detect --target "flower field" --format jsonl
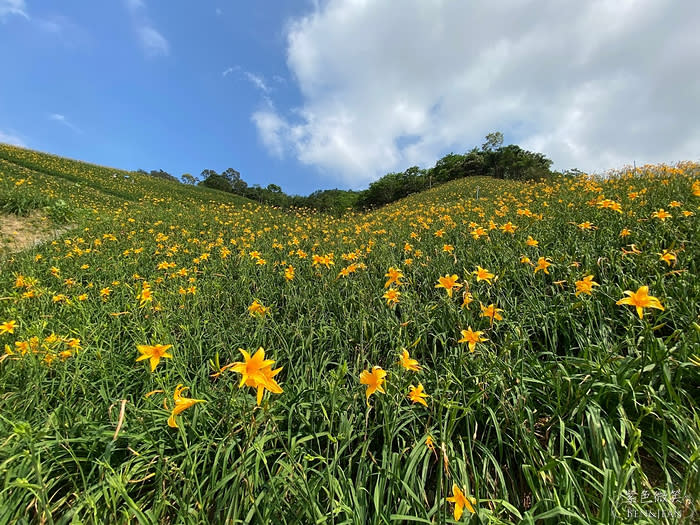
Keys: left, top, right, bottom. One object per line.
{"left": 0, "top": 143, "right": 698, "bottom": 523}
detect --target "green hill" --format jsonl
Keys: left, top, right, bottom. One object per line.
{"left": 0, "top": 145, "right": 698, "bottom": 523}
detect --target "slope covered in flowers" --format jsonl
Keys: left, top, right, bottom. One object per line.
{"left": 0, "top": 145, "right": 698, "bottom": 523}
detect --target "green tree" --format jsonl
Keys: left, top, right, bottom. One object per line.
{"left": 181, "top": 173, "right": 197, "bottom": 185}
{"left": 433, "top": 153, "right": 467, "bottom": 183}
{"left": 221, "top": 168, "right": 241, "bottom": 182}
{"left": 482, "top": 131, "right": 504, "bottom": 152}
{"left": 221, "top": 168, "right": 249, "bottom": 195}
{"left": 199, "top": 173, "right": 232, "bottom": 192}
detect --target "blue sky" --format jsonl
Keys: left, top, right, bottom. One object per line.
{"left": 2, "top": 1, "right": 699, "bottom": 195}
{"left": 0, "top": 1, "right": 329, "bottom": 194}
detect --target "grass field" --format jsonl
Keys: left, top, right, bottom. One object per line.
{"left": 0, "top": 143, "right": 698, "bottom": 524}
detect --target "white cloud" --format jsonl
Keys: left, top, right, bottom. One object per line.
{"left": 49, "top": 113, "right": 82, "bottom": 134}
{"left": 124, "top": 0, "right": 169, "bottom": 58}
{"left": 138, "top": 25, "right": 169, "bottom": 57}
{"left": 1, "top": 2, "right": 82, "bottom": 45}
{"left": 35, "top": 15, "right": 85, "bottom": 43}
{"left": 125, "top": 0, "right": 145, "bottom": 13}
{"left": 0, "top": 0, "right": 28, "bottom": 20}
{"left": 255, "top": 0, "right": 700, "bottom": 184}
{"left": 0, "top": 130, "right": 26, "bottom": 147}
{"left": 245, "top": 72, "right": 269, "bottom": 93}
{"left": 252, "top": 109, "right": 287, "bottom": 158}
{"left": 37, "top": 17, "right": 62, "bottom": 33}
{"left": 223, "top": 67, "right": 274, "bottom": 94}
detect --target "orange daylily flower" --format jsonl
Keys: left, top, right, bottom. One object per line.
{"left": 167, "top": 384, "right": 205, "bottom": 428}
{"left": 399, "top": 349, "right": 421, "bottom": 371}
{"left": 534, "top": 257, "right": 552, "bottom": 274}
{"left": 651, "top": 209, "right": 672, "bottom": 221}
{"left": 248, "top": 299, "right": 269, "bottom": 317}
{"left": 480, "top": 303, "right": 503, "bottom": 323}
{"left": 435, "top": 274, "right": 462, "bottom": 297}
{"left": 616, "top": 286, "right": 664, "bottom": 319}
{"left": 230, "top": 347, "right": 284, "bottom": 405}
{"left": 461, "top": 291, "right": 474, "bottom": 309}
{"left": 0, "top": 320, "right": 17, "bottom": 335}
{"left": 384, "top": 267, "right": 404, "bottom": 288}
{"left": 447, "top": 484, "right": 476, "bottom": 521}
{"left": 458, "top": 327, "right": 487, "bottom": 352}
{"left": 657, "top": 250, "right": 676, "bottom": 266}
{"left": 136, "top": 344, "right": 173, "bottom": 372}
{"left": 575, "top": 275, "right": 599, "bottom": 296}
{"left": 472, "top": 266, "right": 494, "bottom": 284}
{"left": 284, "top": 265, "right": 295, "bottom": 281}
{"left": 383, "top": 288, "right": 401, "bottom": 306}
{"left": 500, "top": 221, "right": 517, "bottom": 234}
{"left": 408, "top": 384, "right": 428, "bottom": 407}
{"left": 359, "top": 366, "right": 386, "bottom": 401}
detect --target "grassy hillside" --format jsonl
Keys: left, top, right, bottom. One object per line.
{"left": 0, "top": 145, "right": 698, "bottom": 523}
{"left": 0, "top": 144, "right": 250, "bottom": 218}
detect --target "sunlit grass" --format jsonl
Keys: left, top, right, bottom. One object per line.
{"left": 0, "top": 144, "right": 698, "bottom": 523}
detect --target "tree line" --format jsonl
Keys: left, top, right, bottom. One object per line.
{"left": 138, "top": 132, "right": 555, "bottom": 213}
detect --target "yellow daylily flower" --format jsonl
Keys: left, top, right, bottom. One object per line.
{"left": 435, "top": 274, "right": 462, "bottom": 297}
{"left": 359, "top": 366, "right": 386, "bottom": 401}
{"left": 458, "top": 327, "right": 487, "bottom": 352}
{"left": 399, "top": 349, "right": 421, "bottom": 372}
{"left": 447, "top": 484, "right": 476, "bottom": 521}
{"left": 167, "top": 384, "right": 205, "bottom": 428}
{"left": 231, "top": 347, "right": 283, "bottom": 405}
{"left": 136, "top": 344, "right": 173, "bottom": 372}
{"left": 616, "top": 286, "right": 664, "bottom": 319}
{"left": 0, "top": 320, "right": 17, "bottom": 335}
{"left": 408, "top": 384, "right": 428, "bottom": 407}
{"left": 575, "top": 275, "right": 599, "bottom": 296}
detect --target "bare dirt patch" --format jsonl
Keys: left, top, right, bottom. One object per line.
{"left": 0, "top": 211, "right": 73, "bottom": 255}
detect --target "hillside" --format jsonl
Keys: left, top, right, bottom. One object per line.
{"left": 0, "top": 143, "right": 251, "bottom": 207}
{"left": 0, "top": 146, "right": 698, "bottom": 523}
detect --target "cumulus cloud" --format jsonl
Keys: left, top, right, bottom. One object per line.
{"left": 255, "top": 0, "right": 700, "bottom": 184}
{"left": 0, "top": 129, "right": 26, "bottom": 147}
{"left": 0, "top": 0, "right": 28, "bottom": 20}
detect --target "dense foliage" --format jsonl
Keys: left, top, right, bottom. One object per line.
{"left": 0, "top": 143, "right": 698, "bottom": 524}
{"left": 135, "top": 169, "right": 181, "bottom": 184}
{"left": 197, "top": 132, "right": 555, "bottom": 212}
